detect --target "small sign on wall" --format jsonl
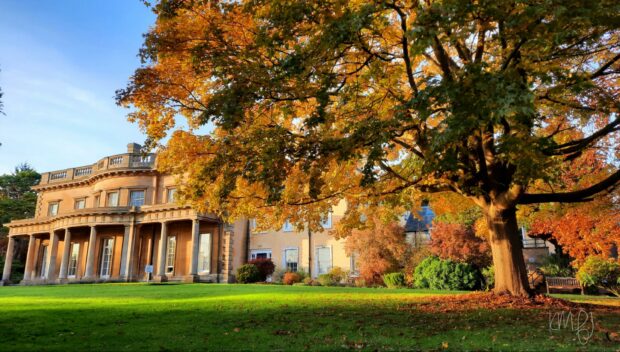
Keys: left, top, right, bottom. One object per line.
{"left": 145, "top": 265, "right": 153, "bottom": 283}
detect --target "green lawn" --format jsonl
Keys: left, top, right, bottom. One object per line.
{"left": 0, "top": 284, "right": 618, "bottom": 351}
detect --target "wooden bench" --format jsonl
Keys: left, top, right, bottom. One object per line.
{"left": 546, "top": 277, "right": 583, "bottom": 295}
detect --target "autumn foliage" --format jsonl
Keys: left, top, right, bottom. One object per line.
{"left": 429, "top": 222, "right": 491, "bottom": 269}
{"left": 525, "top": 150, "right": 620, "bottom": 266}
{"left": 118, "top": 0, "right": 620, "bottom": 296}
{"left": 282, "top": 272, "right": 302, "bottom": 285}
{"left": 344, "top": 217, "right": 408, "bottom": 286}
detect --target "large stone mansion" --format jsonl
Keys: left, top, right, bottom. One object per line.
{"left": 1, "top": 143, "right": 437, "bottom": 285}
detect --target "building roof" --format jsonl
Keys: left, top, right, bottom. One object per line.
{"left": 404, "top": 206, "right": 434, "bottom": 233}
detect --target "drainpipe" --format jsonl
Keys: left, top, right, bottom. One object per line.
{"left": 216, "top": 221, "right": 222, "bottom": 283}
{"left": 245, "top": 219, "right": 251, "bottom": 264}
{"left": 307, "top": 224, "right": 312, "bottom": 278}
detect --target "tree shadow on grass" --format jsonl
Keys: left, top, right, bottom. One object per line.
{"left": 1, "top": 296, "right": 619, "bottom": 351}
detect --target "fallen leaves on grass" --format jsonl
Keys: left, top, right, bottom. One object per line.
{"left": 398, "top": 292, "right": 618, "bottom": 314}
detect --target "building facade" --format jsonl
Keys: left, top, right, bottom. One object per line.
{"left": 0, "top": 144, "right": 370, "bottom": 285}
{"left": 1, "top": 144, "right": 247, "bottom": 285}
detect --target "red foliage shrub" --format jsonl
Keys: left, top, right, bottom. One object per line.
{"left": 282, "top": 272, "right": 302, "bottom": 285}
{"left": 429, "top": 222, "right": 491, "bottom": 268}
{"left": 345, "top": 217, "right": 409, "bottom": 286}
{"left": 248, "top": 258, "right": 275, "bottom": 281}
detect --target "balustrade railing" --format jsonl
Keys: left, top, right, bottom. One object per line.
{"left": 40, "top": 152, "right": 156, "bottom": 185}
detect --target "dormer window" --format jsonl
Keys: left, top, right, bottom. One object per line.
{"left": 129, "top": 190, "right": 145, "bottom": 207}
{"left": 48, "top": 202, "right": 59, "bottom": 216}
{"left": 321, "top": 212, "right": 332, "bottom": 229}
{"left": 107, "top": 191, "right": 119, "bottom": 207}
{"left": 74, "top": 198, "right": 86, "bottom": 210}
{"left": 282, "top": 220, "right": 293, "bottom": 232}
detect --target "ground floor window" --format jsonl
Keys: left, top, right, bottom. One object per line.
{"left": 198, "top": 233, "right": 211, "bottom": 273}
{"left": 68, "top": 243, "right": 80, "bottom": 278}
{"left": 250, "top": 250, "right": 272, "bottom": 260}
{"left": 284, "top": 248, "right": 299, "bottom": 272}
{"left": 100, "top": 238, "right": 114, "bottom": 278}
{"left": 349, "top": 252, "right": 359, "bottom": 275}
{"left": 166, "top": 236, "right": 177, "bottom": 274}
{"left": 316, "top": 246, "right": 332, "bottom": 275}
{"left": 39, "top": 245, "right": 49, "bottom": 278}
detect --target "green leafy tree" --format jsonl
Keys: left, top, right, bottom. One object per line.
{"left": 576, "top": 256, "right": 620, "bottom": 297}
{"left": 118, "top": 1, "right": 620, "bottom": 296}
{"left": 0, "top": 164, "right": 41, "bottom": 237}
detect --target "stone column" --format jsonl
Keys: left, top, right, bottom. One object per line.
{"left": 84, "top": 226, "right": 97, "bottom": 280}
{"left": 185, "top": 219, "right": 200, "bottom": 282}
{"left": 154, "top": 221, "right": 168, "bottom": 282}
{"left": 45, "top": 231, "right": 59, "bottom": 280}
{"left": 119, "top": 225, "right": 130, "bottom": 279}
{"left": 1, "top": 236, "right": 15, "bottom": 285}
{"left": 22, "top": 235, "right": 36, "bottom": 282}
{"left": 58, "top": 229, "right": 72, "bottom": 282}
{"left": 120, "top": 222, "right": 136, "bottom": 281}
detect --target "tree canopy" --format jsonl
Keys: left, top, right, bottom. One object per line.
{"left": 118, "top": 0, "right": 620, "bottom": 295}
{"left": 0, "top": 164, "right": 41, "bottom": 236}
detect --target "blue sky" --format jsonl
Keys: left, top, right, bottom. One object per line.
{"left": 0, "top": 0, "right": 156, "bottom": 174}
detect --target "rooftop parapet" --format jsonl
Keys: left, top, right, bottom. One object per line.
{"left": 37, "top": 144, "right": 156, "bottom": 187}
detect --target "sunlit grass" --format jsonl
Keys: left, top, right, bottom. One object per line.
{"left": 0, "top": 284, "right": 617, "bottom": 351}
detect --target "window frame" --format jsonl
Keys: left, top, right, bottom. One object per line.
{"left": 128, "top": 189, "right": 146, "bottom": 207}
{"left": 283, "top": 247, "right": 299, "bottom": 272}
{"left": 320, "top": 211, "right": 333, "bottom": 229}
{"left": 197, "top": 233, "right": 211, "bottom": 274}
{"left": 165, "top": 235, "right": 177, "bottom": 275}
{"left": 250, "top": 249, "right": 272, "bottom": 261}
{"left": 74, "top": 198, "right": 86, "bottom": 210}
{"left": 166, "top": 187, "right": 177, "bottom": 204}
{"left": 315, "top": 246, "right": 333, "bottom": 277}
{"left": 99, "top": 237, "right": 114, "bottom": 279}
{"left": 282, "top": 220, "right": 293, "bottom": 232}
{"left": 67, "top": 242, "right": 80, "bottom": 278}
{"left": 48, "top": 202, "right": 59, "bottom": 216}
{"left": 39, "top": 244, "right": 49, "bottom": 278}
{"left": 106, "top": 191, "right": 120, "bottom": 207}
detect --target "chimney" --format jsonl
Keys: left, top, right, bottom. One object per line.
{"left": 127, "top": 143, "right": 142, "bottom": 154}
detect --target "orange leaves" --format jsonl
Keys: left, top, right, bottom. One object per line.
{"left": 529, "top": 196, "right": 620, "bottom": 265}
{"left": 429, "top": 222, "right": 492, "bottom": 268}
{"left": 344, "top": 215, "right": 408, "bottom": 285}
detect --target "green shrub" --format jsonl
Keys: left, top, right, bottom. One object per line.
{"left": 383, "top": 272, "right": 406, "bottom": 288}
{"left": 327, "top": 267, "right": 347, "bottom": 283}
{"left": 236, "top": 264, "right": 260, "bottom": 283}
{"left": 302, "top": 276, "right": 313, "bottom": 285}
{"left": 540, "top": 253, "right": 574, "bottom": 277}
{"left": 576, "top": 256, "right": 620, "bottom": 297}
{"left": 248, "top": 258, "right": 275, "bottom": 281}
{"left": 413, "top": 256, "right": 481, "bottom": 290}
{"left": 481, "top": 266, "right": 494, "bottom": 291}
{"left": 318, "top": 274, "right": 337, "bottom": 286}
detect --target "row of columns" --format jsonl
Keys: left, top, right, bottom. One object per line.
{"left": 2, "top": 218, "right": 204, "bottom": 284}
{"left": 153, "top": 219, "right": 201, "bottom": 281}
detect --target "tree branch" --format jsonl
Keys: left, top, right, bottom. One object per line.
{"left": 519, "top": 169, "right": 620, "bottom": 204}
{"left": 547, "top": 117, "right": 620, "bottom": 155}
{"left": 386, "top": 3, "right": 418, "bottom": 95}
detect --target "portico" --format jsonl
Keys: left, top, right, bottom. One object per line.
{"left": 3, "top": 209, "right": 223, "bottom": 285}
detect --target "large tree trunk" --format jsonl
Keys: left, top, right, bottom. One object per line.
{"left": 484, "top": 205, "right": 531, "bottom": 297}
